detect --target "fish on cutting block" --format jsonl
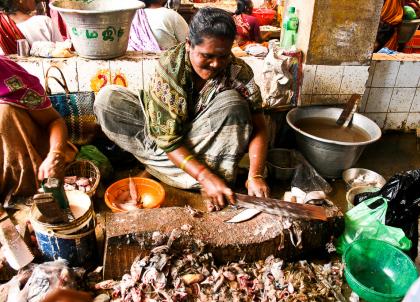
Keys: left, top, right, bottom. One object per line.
{"left": 234, "top": 193, "right": 327, "bottom": 221}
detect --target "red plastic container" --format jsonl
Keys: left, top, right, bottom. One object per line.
{"left": 402, "top": 30, "right": 420, "bottom": 54}
{"left": 252, "top": 8, "right": 276, "bottom": 26}
{"left": 104, "top": 177, "right": 165, "bottom": 213}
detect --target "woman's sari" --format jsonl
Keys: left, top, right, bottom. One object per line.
{"left": 0, "top": 56, "right": 50, "bottom": 109}
{"left": 128, "top": 9, "right": 161, "bottom": 52}
{"left": 0, "top": 57, "right": 75, "bottom": 204}
{"left": 233, "top": 14, "right": 261, "bottom": 48}
{"left": 94, "top": 43, "right": 263, "bottom": 188}
{"left": 0, "top": 13, "right": 25, "bottom": 55}
{"left": 377, "top": 0, "right": 404, "bottom": 50}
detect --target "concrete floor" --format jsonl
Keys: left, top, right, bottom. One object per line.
{"left": 356, "top": 131, "right": 419, "bottom": 180}
{"left": 4, "top": 131, "right": 418, "bottom": 284}
{"left": 330, "top": 131, "right": 420, "bottom": 212}
{"left": 100, "top": 130, "right": 420, "bottom": 215}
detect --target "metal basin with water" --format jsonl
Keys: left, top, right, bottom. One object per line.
{"left": 286, "top": 107, "right": 382, "bottom": 178}
{"left": 50, "top": 0, "right": 144, "bottom": 59}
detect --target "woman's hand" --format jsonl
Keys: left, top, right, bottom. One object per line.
{"left": 198, "top": 170, "right": 235, "bottom": 211}
{"left": 247, "top": 177, "right": 270, "bottom": 198}
{"left": 38, "top": 151, "right": 66, "bottom": 181}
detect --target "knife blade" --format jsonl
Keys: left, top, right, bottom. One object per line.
{"left": 234, "top": 193, "right": 328, "bottom": 221}
{"left": 225, "top": 208, "right": 262, "bottom": 223}
{"left": 0, "top": 210, "right": 34, "bottom": 270}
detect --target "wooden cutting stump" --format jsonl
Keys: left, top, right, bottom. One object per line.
{"left": 103, "top": 205, "right": 343, "bottom": 279}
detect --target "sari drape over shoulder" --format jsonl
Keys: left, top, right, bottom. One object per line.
{"left": 145, "top": 42, "right": 263, "bottom": 152}
{"left": 0, "top": 13, "right": 25, "bottom": 55}
{"left": 0, "top": 56, "right": 51, "bottom": 109}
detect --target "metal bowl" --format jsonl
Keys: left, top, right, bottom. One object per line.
{"left": 266, "top": 148, "right": 297, "bottom": 181}
{"left": 286, "top": 106, "right": 382, "bottom": 178}
{"left": 50, "top": 0, "right": 144, "bottom": 59}
{"left": 342, "top": 168, "right": 386, "bottom": 190}
{"left": 346, "top": 185, "right": 381, "bottom": 209}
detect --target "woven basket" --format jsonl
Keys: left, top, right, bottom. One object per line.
{"left": 65, "top": 160, "right": 100, "bottom": 197}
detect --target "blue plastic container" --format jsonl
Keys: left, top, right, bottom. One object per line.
{"left": 31, "top": 191, "right": 96, "bottom": 267}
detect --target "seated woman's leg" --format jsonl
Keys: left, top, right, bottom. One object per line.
{"left": 0, "top": 104, "right": 48, "bottom": 203}
{"left": 144, "top": 89, "right": 253, "bottom": 189}
{"left": 185, "top": 89, "right": 253, "bottom": 183}
{"left": 94, "top": 85, "right": 171, "bottom": 165}
{"left": 94, "top": 85, "right": 156, "bottom": 158}
{"left": 95, "top": 85, "right": 200, "bottom": 189}
{"left": 95, "top": 86, "right": 252, "bottom": 189}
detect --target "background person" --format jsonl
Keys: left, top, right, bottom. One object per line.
{"left": 128, "top": 0, "right": 189, "bottom": 52}
{"left": 0, "top": 0, "right": 63, "bottom": 55}
{"left": 0, "top": 56, "right": 76, "bottom": 204}
{"left": 95, "top": 7, "right": 270, "bottom": 211}
{"left": 373, "top": 0, "right": 420, "bottom": 51}
{"left": 233, "top": 0, "right": 263, "bottom": 47}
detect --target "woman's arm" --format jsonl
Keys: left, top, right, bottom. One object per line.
{"left": 167, "top": 146, "right": 235, "bottom": 210}
{"left": 251, "top": 17, "right": 263, "bottom": 43}
{"left": 42, "top": 288, "right": 92, "bottom": 302}
{"left": 247, "top": 112, "right": 270, "bottom": 197}
{"left": 28, "top": 107, "right": 69, "bottom": 180}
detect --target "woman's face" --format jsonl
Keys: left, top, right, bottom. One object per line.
{"left": 187, "top": 36, "right": 233, "bottom": 81}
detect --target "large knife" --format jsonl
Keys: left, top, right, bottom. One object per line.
{"left": 234, "top": 193, "right": 328, "bottom": 221}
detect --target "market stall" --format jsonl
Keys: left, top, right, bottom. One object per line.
{"left": 1, "top": 0, "right": 420, "bottom": 301}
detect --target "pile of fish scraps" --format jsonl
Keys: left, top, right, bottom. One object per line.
{"left": 95, "top": 230, "right": 345, "bottom": 302}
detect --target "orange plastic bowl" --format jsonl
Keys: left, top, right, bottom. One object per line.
{"left": 252, "top": 8, "right": 276, "bottom": 26}
{"left": 104, "top": 177, "right": 165, "bottom": 213}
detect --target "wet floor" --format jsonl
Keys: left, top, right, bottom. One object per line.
{"left": 100, "top": 131, "right": 419, "bottom": 218}
{"left": 3, "top": 131, "right": 417, "bottom": 286}
{"left": 319, "top": 131, "right": 419, "bottom": 213}
{"left": 356, "top": 131, "right": 419, "bottom": 179}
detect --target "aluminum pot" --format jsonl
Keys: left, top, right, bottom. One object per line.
{"left": 50, "top": 0, "right": 144, "bottom": 59}
{"left": 266, "top": 148, "right": 297, "bottom": 181}
{"left": 286, "top": 106, "right": 382, "bottom": 178}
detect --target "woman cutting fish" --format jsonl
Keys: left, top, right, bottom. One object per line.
{"left": 94, "top": 7, "right": 270, "bottom": 211}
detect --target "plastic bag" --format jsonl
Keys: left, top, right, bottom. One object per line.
{"left": 6, "top": 260, "right": 84, "bottom": 302}
{"left": 355, "top": 169, "right": 420, "bottom": 257}
{"left": 76, "top": 145, "right": 113, "bottom": 180}
{"left": 291, "top": 151, "right": 332, "bottom": 194}
{"left": 336, "top": 196, "right": 412, "bottom": 254}
{"left": 260, "top": 47, "right": 302, "bottom": 110}
{"left": 356, "top": 169, "right": 420, "bottom": 225}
